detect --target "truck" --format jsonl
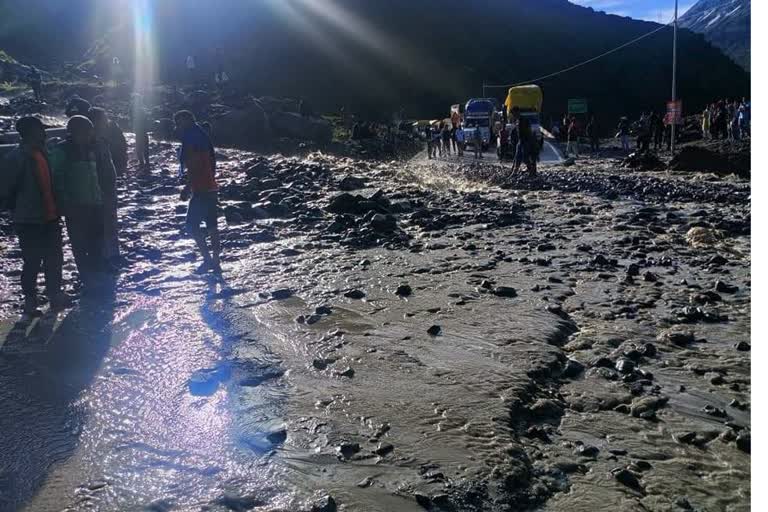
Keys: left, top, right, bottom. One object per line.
{"left": 463, "top": 98, "right": 497, "bottom": 150}
{"left": 505, "top": 85, "right": 544, "bottom": 149}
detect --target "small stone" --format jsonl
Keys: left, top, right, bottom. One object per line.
{"left": 643, "top": 271, "right": 658, "bottom": 282}
{"left": 493, "top": 286, "right": 518, "bottom": 298}
{"left": 395, "top": 284, "right": 413, "bottom": 297}
{"left": 714, "top": 280, "right": 738, "bottom": 293}
{"left": 612, "top": 468, "right": 643, "bottom": 490}
{"left": 336, "top": 367, "right": 355, "bottom": 378}
{"left": 702, "top": 404, "right": 728, "bottom": 418}
{"left": 315, "top": 305, "right": 333, "bottom": 315}
{"left": 344, "top": 289, "right": 366, "bottom": 299}
{"left": 356, "top": 477, "right": 373, "bottom": 488}
{"left": 562, "top": 358, "right": 585, "bottom": 378}
{"left": 626, "top": 263, "right": 640, "bottom": 277}
{"left": 575, "top": 445, "right": 599, "bottom": 458}
{"left": 271, "top": 288, "right": 293, "bottom": 300}
{"left": 336, "top": 442, "right": 360, "bottom": 459}
{"left": 640, "top": 343, "right": 657, "bottom": 357}
{"left": 735, "top": 341, "right": 750, "bottom": 351}
{"left": 615, "top": 358, "right": 635, "bottom": 374}
{"left": 427, "top": 325, "right": 442, "bottom": 336}
{"left": 614, "top": 404, "right": 631, "bottom": 414}
{"left": 736, "top": 432, "right": 750, "bottom": 453}
{"left": 373, "top": 442, "right": 394, "bottom": 456}
{"left": 529, "top": 399, "right": 564, "bottom": 418}
{"left": 537, "top": 242, "right": 556, "bottom": 251}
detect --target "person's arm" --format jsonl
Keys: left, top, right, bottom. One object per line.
{"left": 0, "top": 152, "right": 22, "bottom": 210}
{"left": 48, "top": 146, "right": 70, "bottom": 213}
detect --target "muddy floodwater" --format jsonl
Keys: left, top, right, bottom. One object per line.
{"left": 0, "top": 140, "right": 750, "bottom": 511}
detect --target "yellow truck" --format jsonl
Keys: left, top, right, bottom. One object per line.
{"left": 505, "top": 85, "right": 544, "bottom": 149}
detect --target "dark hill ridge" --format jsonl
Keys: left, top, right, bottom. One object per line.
{"left": 0, "top": 0, "right": 749, "bottom": 121}
{"left": 679, "top": 0, "right": 750, "bottom": 71}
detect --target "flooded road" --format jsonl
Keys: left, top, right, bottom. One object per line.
{"left": 0, "top": 139, "right": 750, "bottom": 511}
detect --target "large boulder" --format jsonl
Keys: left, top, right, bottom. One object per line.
{"left": 212, "top": 100, "right": 270, "bottom": 149}
{"left": 270, "top": 111, "right": 333, "bottom": 144}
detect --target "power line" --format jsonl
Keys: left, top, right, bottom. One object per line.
{"left": 483, "top": 21, "right": 673, "bottom": 91}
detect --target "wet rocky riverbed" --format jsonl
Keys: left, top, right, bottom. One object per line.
{"left": 0, "top": 138, "right": 750, "bottom": 511}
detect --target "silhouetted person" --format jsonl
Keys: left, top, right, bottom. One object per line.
{"left": 0, "top": 117, "right": 70, "bottom": 314}
{"left": 586, "top": 115, "right": 599, "bottom": 153}
{"left": 87, "top": 108, "right": 122, "bottom": 268}
{"left": 175, "top": 110, "right": 221, "bottom": 274}
{"left": 50, "top": 116, "right": 110, "bottom": 288}
{"left": 65, "top": 95, "right": 91, "bottom": 117}
{"left": 28, "top": 66, "right": 43, "bottom": 102}
{"left": 652, "top": 112, "right": 664, "bottom": 150}
{"left": 617, "top": 117, "right": 630, "bottom": 152}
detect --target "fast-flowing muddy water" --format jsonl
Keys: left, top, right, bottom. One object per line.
{"left": 0, "top": 141, "right": 749, "bottom": 511}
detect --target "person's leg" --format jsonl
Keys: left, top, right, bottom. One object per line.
{"left": 41, "top": 222, "right": 65, "bottom": 307}
{"left": 187, "top": 194, "right": 213, "bottom": 271}
{"left": 103, "top": 198, "right": 120, "bottom": 263}
{"left": 66, "top": 214, "right": 91, "bottom": 282}
{"left": 16, "top": 223, "right": 44, "bottom": 310}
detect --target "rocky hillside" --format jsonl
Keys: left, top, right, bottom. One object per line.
{"left": 679, "top": 0, "right": 750, "bottom": 70}
{"left": 0, "top": 0, "right": 750, "bottom": 121}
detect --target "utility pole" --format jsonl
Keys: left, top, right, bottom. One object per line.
{"left": 671, "top": 0, "right": 678, "bottom": 153}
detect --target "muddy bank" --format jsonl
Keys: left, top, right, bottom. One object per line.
{"left": 0, "top": 141, "right": 750, "bottom": 511}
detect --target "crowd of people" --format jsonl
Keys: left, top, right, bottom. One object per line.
{"left": 424, "top": 106, "right": 540, "bottom": 176}
{"left": 1, "top": 99, "right": 221, "bottom": 315}
{"left": 701, "top": 98, "right": 750, "bottom": 141}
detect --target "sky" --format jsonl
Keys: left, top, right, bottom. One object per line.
{"left": 570, "top": 0, "right": 696, "bottom": 23}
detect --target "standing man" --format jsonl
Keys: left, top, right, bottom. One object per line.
{"left": 28, "top": 66, "right": 43, "bottom": 103}
{"left": 49, "top": 116, "right": 108, "bottom": 288}
{"left": 617, "top": 117, "right": 630, "bottom": 152}
{"left": 186, "top": 55, "right": 196, "bottom": 84}
{"left": 455, "top": 124, "right": 465, "bottom": 157}
{"left": 586, "top": 115, "right": 599, "bottom": 154}
{"left": 0, "top": 117, "right": 69, "bottom": 314}
{"left": 175, "top": 110, "right": 221, "bottom": 274}
{"left": 87, "top": 108, "right": 122, "bottom": 268}
{"left": 473, "top": 124, "right": 483, "bottom": 160}
{"left": 566, "top": 115, "right": 580, "bottom": 157}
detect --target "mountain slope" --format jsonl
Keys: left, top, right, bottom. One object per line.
{"left": 679, "top": 0, "right": 750, "bottom": 70}
{"left": 0, "top": 0, "right": 750, "bottom": 121}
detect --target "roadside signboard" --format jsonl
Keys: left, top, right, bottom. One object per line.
{"left": 665, "top": 100, "right": 683, "bottom": 125}
{"left": 568, "top": 98, "right": 588, "bottom": 114}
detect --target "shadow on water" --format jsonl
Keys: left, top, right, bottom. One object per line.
{"left": 198, "top": 275, "right": 288, "bottom": 459}
{"left": 0, "top": 289, "right": 117, "bottom": 511}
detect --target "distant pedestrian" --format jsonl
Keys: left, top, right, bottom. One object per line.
{"left": 49, "top": 116, "right": 109, "bottom": 288}
{"left": 441, "top": 123, "right": 451, "bottom": 156}
{"left": 652, "top": 112, "right": 664, "bottom": 150}
{"left": 425, "top": 124, "right": 434, "bottom": 159}
{"left": 701, "top": 107, "right": 711, "bottom": 140}
{"left": 0, "top": 117, "right": 70, "bottom": 314}
{"left": 111, "top": 56, "right": 123, "bottom": 86}
{"left": 498, "top": 123, "right": 509, "bottom": 161}
{"left": 89, "top": 107, "right": 128, "bottom": 175}
{"left": 28, "top": 66, "right": 43, "bottom": 102}
{"left": 566, "top": 116, "right": 579, "bottom": 157}
{"left": 455, "top": 125, "right": 465, "bottom": 157}
{"left": 175, "top": 110, "right": 221, "bottom": 274}
{"left": 586, "top": 115, "right": 599, "bottom": 153}
{"left": 133, "top": 108, "right": 150, "bottom": 169}
{"left": 186, "top": 55, "right": 196, "bottom": 83}
{"left": 473, "top": 125, "right": 482, "bottom": 160}
{"left": 616, "top": 117, "right": 630, "bottom": 152}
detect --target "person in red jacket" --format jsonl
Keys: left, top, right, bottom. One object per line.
{"left": 175, "top": 110, "right": 221, "bottom": 274}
